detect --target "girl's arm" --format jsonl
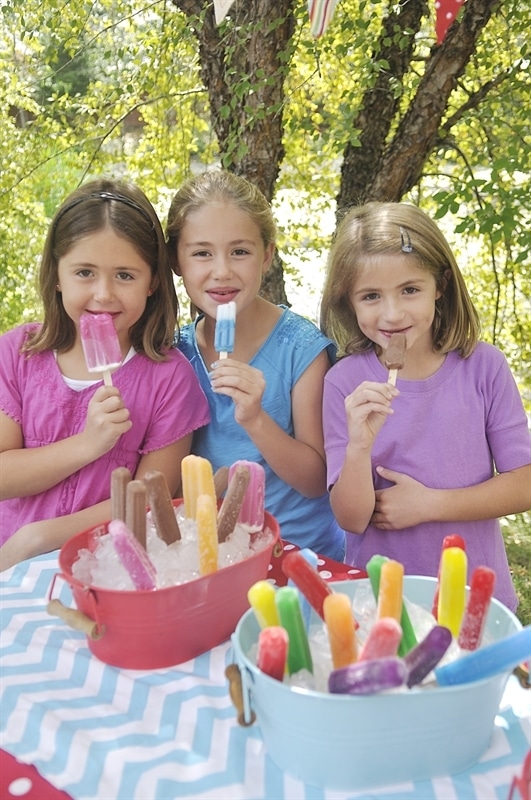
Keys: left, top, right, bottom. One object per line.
{"left": 0, "top": 435, "right": 193, "bottom": 572}
{"left": 372, "top": 463, "right": 531, "bottom": 529}
{"left": 211, "top": 350, "right": 331, "bottom": 497}
{"left": 0, "top": 387, "right": 132, "bottom": 500}
{"left": 328, "top": 381, "right": 398, "bottom": 533}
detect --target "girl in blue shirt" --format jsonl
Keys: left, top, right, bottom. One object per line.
{"left": 166, "top": 170, "right": 345, "bottom": 560}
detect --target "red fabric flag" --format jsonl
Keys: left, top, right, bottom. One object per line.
{"left": 435, "top": 0, "right": 465, "bottom": 43}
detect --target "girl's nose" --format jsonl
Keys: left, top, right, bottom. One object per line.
{"left": 211, "top": 255, "right": 232, "bottom": 277}
{"left": 93, "top": 277, "right": 114, "bottom": 302}
{"left": 382, "top": 296, "right": 405, "bottom": 322}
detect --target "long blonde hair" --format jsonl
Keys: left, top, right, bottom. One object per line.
{"left": 320, "top": 202, "right": 480, "bottom": 357}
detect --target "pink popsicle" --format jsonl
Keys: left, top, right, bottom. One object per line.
{"left": 281, "top": 550, "right": 333, "bottom": 620}
{"left": 256, "top": 626, "right": 289, "bottom": 681}
{"left": 432, "top": 534, "right": 466, "bottom": 619}
{"left": 458, "top": 566, "right": 496, "bottom": 651}
{"left": 79, "top": 312, "right": 122, "bottom": 386}
{"left": 108, "top": 519, "right": 157, "bottom": 590}
{"left": 229, "top": 460, "right": 265, "bottom": 532}
{"left": 358, "top": 617, "right": 402, "bottom": 662}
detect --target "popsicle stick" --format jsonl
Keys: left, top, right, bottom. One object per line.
{"left": 387, "top": 368, "right": 399, "bottom": 386}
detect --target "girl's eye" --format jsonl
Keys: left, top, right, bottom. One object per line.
{"left": 76, "top": 269, "right": 93, "bottom": 278}
{"left": 117, "top": 271, "right": 134, "bottom": 281}
{"left": 233, "top": 248, "right": 250, "bottom": 256}
{"left": 193, "top": 249, "right": 211, "bottom": 258}
{"left": 362, "top": 292, "right": 379, "bottom": 301}
{"left": 403, "top": 286, "right": 419, "bottom": 295}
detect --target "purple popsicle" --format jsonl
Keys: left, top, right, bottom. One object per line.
{"left": 80, "top": 312, "right": 122, "bottom": 386}
{"left": 329, "top": 656, "right": 407, "bottom": 695}
{"left": 404, "top": 625, "right": 453, "bottom": 687}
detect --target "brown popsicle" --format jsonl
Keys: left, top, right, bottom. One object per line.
{"left": 385, "top": 333, "right": 407, "bottom": 386}
{"left": 217, "top": 464, "right": 251, "bottom": 542}
{"left": 143, "top": 470, "right": 181, "bottom": 544}
{"left": 125, "top": 480, "right": 147, "bottom": 549}
{"left": 214, "top": 466, "right": 230, "bottom": 499}
{"left": 110, "top": 466, "right": 131, "bottom": 521}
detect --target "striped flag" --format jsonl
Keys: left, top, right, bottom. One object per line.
{"left": 308, "top": 0, "right": 340, "bottom": 37}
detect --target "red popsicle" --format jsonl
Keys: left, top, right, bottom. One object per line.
{"left": 432, "top": 534, "right": 466, "bottom": 619}
{"left": 256, "top": 626, "right": 289, "bottom": 681}
{"left": 281, "top": 550, "right": 333, "bottom": 620}
{"left": 457, "top": 566, "right": 496, "bottom": 651}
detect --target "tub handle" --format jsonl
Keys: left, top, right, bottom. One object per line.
{"left": 47, "top": 574, "right": 105, "bottom": 640}
{"left": 225, "top": 663, "right": 256, "bottom": 727}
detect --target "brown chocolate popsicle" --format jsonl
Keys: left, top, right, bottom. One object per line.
{"left": 110, "top": 466, "right": 131, "bottom": 522}
{"left": 217, "top": 464, "right": 250, "bottom": 542}
{"left": 125, "top": 480, "right": 147, "bottom": 549}
{"left": 143, "top": 470, "right": 181, "bottom": 544}
{"left": 385, "top": 333, "right": 407, "bottom": 386}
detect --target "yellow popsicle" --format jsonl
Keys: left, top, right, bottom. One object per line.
{"left": 196, "top": 493, "right": 218, "bottom": 575}
{"left": 248, "top": 580, "right": 280, "bottom": 628}
{"left": 377, "top": 559, "right": 404, "bottom": 622}
{"left": 323, "top": 592, "right": 358, "bottom": 669}
{"left": 181, "top": 455, "right": 216, "bottom": 520}
{"left": 438, "top": 546, "right": 467, "bottom": 637}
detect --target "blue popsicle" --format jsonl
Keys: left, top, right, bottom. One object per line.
{"left": 214, "top": 301, "right": 236, "bottom": 358}
{"left": 435, "top": 625, "right": 531, "bottom": 686}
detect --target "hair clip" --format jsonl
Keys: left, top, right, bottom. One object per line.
{"left": 400, "top": 226, "right": 413, "bottom": 253}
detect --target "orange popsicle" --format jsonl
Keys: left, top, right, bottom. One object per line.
{"left": 376, "top": 559, "right": 404, "bottom": 622}
{"left": 323, "top": 593, "right": 358, "bottom": 669}
{"left": 196, "top": 493, "right": 218, "bottom": 575}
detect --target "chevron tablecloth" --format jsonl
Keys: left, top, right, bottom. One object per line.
{"left": 1, "top": 550, "right": 530, "bottom": 800}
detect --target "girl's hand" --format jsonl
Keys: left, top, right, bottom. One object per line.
{"left": 209, "top": 359, "right": 266, "bottom": 427}
{"left": 371, "top": 466, "right": 433, "bottom": 529}
{"left": 81, "top": 385, "right": 132, "bottom": 458}
{"left": 344, "top": 381, "right": 398, "bottom": 451}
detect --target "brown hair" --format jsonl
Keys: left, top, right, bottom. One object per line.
{"left": 320, "top": 201, "right": 480, "bottom": 358}
{"left": 25, "top": 178, "right": 178, "bottom": 360}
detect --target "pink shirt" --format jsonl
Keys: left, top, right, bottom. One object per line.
{"left": 0, "top": 324, "right": 210, "bottom": 544}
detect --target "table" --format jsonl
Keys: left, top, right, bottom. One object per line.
{"left": 1, "top": 548, "right": 530, "bottom": 800}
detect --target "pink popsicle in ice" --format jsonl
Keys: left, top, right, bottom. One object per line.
{"left": 228, "top": 460, "right": 265, "bottom": 532}
{"left": 358, "top": 617, "right": 402, "bottom": 662}
{"left": 108, "top": 519, "right": 157, "bottom": 590}
{"left": 79, "top": 312, "right": 122, "bottom": 386}
{"left": 215, "top": 301, "right": 236, "bottom": 359}
{"left": 256, "top": 626, "right": 289, "bottom": 681}
{"left": 432, "top": 534, "right": 466, "bottom": 619}
{"left": 457, "top": 566, "right": 496, "bottom": 651}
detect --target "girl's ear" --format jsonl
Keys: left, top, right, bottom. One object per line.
{"left": 436, "top": 268, "right": 452, "bottom": 299}
{"left": 261, "top": 242, "right": 276, "bottom": 274}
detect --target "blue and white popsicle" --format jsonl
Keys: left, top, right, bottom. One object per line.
{"left": 215, "top": 301, "right": 237, "bottom": 359}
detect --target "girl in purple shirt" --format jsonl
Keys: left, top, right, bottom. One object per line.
{"left": 320, "top": 202, "right": 530, "bottom": 610}
{"left": 0, "top": 180, "right": 209, "bottom": 571}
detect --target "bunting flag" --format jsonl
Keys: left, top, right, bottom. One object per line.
{"left": 435, "top": 0, "right": 465, "bottom": 43}
{"left": 213, "top": 0, "right": 237, "bottom": 25}
{"left": 308, "top": 0, "right": 340, "bottom": 37}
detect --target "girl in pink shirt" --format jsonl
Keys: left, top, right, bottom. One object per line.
{"left": 0, "top": 180, "right": 209, "bottom": 571}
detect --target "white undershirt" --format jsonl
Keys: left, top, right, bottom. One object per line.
{"left": 56, "top": 347, "right": 136, "bottom": 392}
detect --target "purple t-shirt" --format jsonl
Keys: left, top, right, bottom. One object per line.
{"left": 0, "top": 324, "right": 210, "bottom": 544}
{"left": 323, "top": 342, "right": 531, "bottom": 611}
